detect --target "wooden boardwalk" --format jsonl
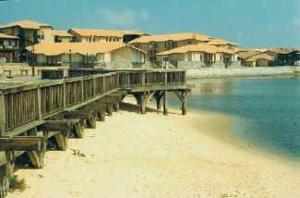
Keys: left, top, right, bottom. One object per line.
{"left": 0, "top": 69, "right": 189, "bottom": 197}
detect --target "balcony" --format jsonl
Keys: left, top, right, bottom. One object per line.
{"left": 0, "top": 45, "right": 19, "bottom": 51}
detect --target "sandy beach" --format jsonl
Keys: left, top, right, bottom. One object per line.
{"left": 8, "top": 100, "right": 300, "bottom": 198}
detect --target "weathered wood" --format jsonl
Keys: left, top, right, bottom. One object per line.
{"left": 133, "top": 92, "right": 155, "bottom": 114}
{"left": 0, "top": 154, "right": 14, "bottom": 198}
{"left": 154, "top": 91, "right": 163, "bottom": 110}
{"left": 106, "top": 104, "right": 113, "bottom": 116}
{"left": 27, "top": 150, "right": 45, "bottom": 169}
{"left": 175, "top": 91, "right": 188, "bottom": 115}
{"left": 0, "top": 70, "right": 189, "bottom": 137}
{"left": 163, "top": 91, "right": 168, "bottom": 115}
{"left": 0, "top": 137, "right": 45, "bottom": 151}
{"left": 82, "top": 104, "right": 106, "bottom": 120}
{"left": 113, "top": 103, "right": 120, "bottom": 112}
{"left": 97, "top": 96, "right": 122, "bottom": 104}
{"left": 72, "top": 119, "right": 85, "bottom": 138}
{"left": 64, "top": 111, "right": 97, "bottom": 129}
{"left": 99, "top": 110, "right": 106, "bottom": 122}
{"left": 0, "top": 93, "right": 5, "bottom": 138}
{"left": 140, "top": 94, "right": 146, "bottom": 114}
{"left": 40, "top": 120, "right": 72, "bottom": 136}
{"left": 54, "top": 133, "right": 68, "bottom": 151}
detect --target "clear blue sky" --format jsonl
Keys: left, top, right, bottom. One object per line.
{"left": 1, "top": 0, "right": 299, "bottom": 48}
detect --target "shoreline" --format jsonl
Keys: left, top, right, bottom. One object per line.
{"left": 191, "top": 109, "right": 300, "bottom": 166}
{"left": 186, "top": 66, "right": 300, "bottom": 79}
{"left": 8, "top": 101, "right": 300, "bottom": 197}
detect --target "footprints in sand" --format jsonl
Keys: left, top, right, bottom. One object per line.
{"left": 71, "top": 149, "right": 86, "bottom": 158}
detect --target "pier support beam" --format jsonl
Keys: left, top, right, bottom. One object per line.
{"left": 96, "top": 95, "right": 123, "bottom": 114}
{"left": 27, "top": 150, "right": 45, "bottom": 169}
{"left": 41, "top": 120, "right": 72, "bottom": 151}
{"left": 83, "top": 104, "right": 106, "bottom": 121}
{"left": 175, "top": 90, "right": 188, "bottom": 115}
{"left": 72, "top": 119, "right": 85, "bottom": 138}
{"left": 163, "top": 91, "right": 168, "bottom": 115}
{"left": 0, "top": 152, "right": 15, "bottom": 197}
{"left": 64, "top": 111, "right": 97, "bottom": 129}
{"left": 27, "top": 135, "right": 47, "bottom": 169}
{"left": 133, "top": 92, "right": 154, "bottom": 114}
{"left": 154, "top": 91, "right": 163, "bottom": 110}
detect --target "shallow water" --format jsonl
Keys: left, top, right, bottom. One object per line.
{"left": 171, "top": 76, "right": 300, "bottom": 161}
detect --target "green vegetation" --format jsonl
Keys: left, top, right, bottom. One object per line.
{"left": 9, "top": 175, "right": 26, "bottom": 192}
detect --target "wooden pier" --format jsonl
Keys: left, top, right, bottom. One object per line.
{"left": 0, "top": 69, "right": 189, "bottom": 197}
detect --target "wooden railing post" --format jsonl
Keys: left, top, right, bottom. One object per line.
{"left": 116, "top": 73, "right": 120, "bottom": 88}
{"left": 164, "top": 71, "right": 168, "bottom": 87}
{"left": 141, "top": 71, "right": 145, "bottom": 87}
{"left": 37, "top": 88, "right": 42, "bottom": 120}
{"left": 0, "top": 92, "right": 6, "bottom": 137}
{"left": 92, "top": 77, "right": 96, "bottom": 97}
{"left": 62, "top": 81, "right": 66, "bottom": 109}
{"left": 81, "top": 79, "right": 84, "bottom": 102}
{"left": 102, "top": 77, "right": 106, "bottom": 93}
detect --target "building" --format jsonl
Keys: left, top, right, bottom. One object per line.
{"left": 156, "top": 43, "right": 236, "bottom": 69}
{"left": 264, "top": 48, "right": 300, "bottom": 66}
{"left": 239, "top": 48, "right": 300, "bottom": 67}
{"left": 238, "top": 50, "right": 262, "bottom": 66}
{"left": 245, "top": 53, "right": 275, "bottom": 67}
{"left": 68, "top": 28, "right": 146, "bottom": 43}
{"left": 129, "top": 32, "right": 213, "bottom": 63}
{"left": 52, "top": 30, "right": 74, "bottom": 43}
{"left": 207, "top": 38, "right": 238, "bottom": 50}
{"left": 0, "top": 20, "right": 53, "bottom": 61}
{"left": 0, "top": 33, "right": 19, "bottom": 63}
{"left": 26, "top": 42, "right": 145, "bottom": 69}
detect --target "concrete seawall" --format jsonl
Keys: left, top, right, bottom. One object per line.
{"left": 186, "top": 66, "right": 300, "bottom": 79}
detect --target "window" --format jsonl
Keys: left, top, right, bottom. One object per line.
{"left": 47, "top": 56, "right": 61, "bottom": 65}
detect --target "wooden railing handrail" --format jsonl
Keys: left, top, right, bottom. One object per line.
{"left": 0, "top": 70, "right": 186, "bottom": 136}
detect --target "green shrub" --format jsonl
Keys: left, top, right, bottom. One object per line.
{"left": 9, "top": 175, "right": 26, "bottom": 192}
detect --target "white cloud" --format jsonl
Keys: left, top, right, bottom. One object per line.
{"left": 97, "top": 8, "right": 149, "bottom": 27}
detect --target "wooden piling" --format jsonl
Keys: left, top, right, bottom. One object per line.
{"left": 163, "top": 91, "right": 168, "bottom": 115}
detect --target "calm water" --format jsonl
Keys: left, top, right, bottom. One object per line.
{"left": 171, "top": 76, "right": 300, "bottom": 161}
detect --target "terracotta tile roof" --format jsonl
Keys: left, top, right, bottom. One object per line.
{"left": 207, "top": 38, "right": 238, "bottom": 46}
{"left": 26, "top": 42, "right": 144, "bottom": 56}
{"left": 52, "top": 30, "right": 73, "bottom": 37}
{"left": 68, "top": 28, "right": 146, "bottom": 38}
{"left": 69, "top": 28, "right": 124, "bottom": 37}
{"left": 238, "top": 51, "right": 262, "bottom": 59}
{"left": 238, "top": 48, "right": 268, "bottom": 53}
{"left": 266, "top": 48, "right": 294, "bottom": 54}
{"left": 0, "top": 20, "right": 53, "bottom": 30}
{"left": 156, "top": 44, "right": 235, "bottom": 56}
{"left": 129, "top": 32, "right": 212, "bottom": 44}
{"left": 246, "top": 53, "right": 275, "bottom": 62}
{"left": 0, "top": 33, "right": 18, "bottom": 39}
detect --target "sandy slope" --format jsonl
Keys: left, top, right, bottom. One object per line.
{"left": 8, "top": 103, "right": 300, "bottom": 198}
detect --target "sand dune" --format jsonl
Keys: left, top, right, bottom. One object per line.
{"left": 8, "top": 102, "right": 300, "bottom": 198}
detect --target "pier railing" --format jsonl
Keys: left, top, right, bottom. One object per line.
{"left": 118, "top": 70, "right": 186, "bottom": 89}
{"left": 0, "top": 70, "right": 185, "bottom": 136}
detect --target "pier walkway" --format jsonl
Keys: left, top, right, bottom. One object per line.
{"left": 0, "top": 69, "right": 189, "bottom": 197}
